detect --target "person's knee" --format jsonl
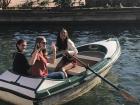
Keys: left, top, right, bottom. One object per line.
{"left": 59, "top": 72, "right": 65, "bottom": 79}
{"left": 63, "top": 63, "right": 74, "bottom": 70}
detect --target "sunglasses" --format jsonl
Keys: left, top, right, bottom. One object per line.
{"left": 41, "top": 42, "right": 47, "bottom": 44}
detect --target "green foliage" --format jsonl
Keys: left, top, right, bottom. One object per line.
{"left": 54, "top": 0, "right": 71, "bottom": 8}
{"left": 0, "top": 0, "right": 12, "bottom": 9}
{"left": 37, "top": 0, "right": 49, "bottom": 6}
{"left": 21, "top": 1, "right": 34, "bottom": 8}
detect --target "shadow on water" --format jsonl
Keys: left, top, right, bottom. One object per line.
{"left": 0, "top": 22, "right": 140, "bottom": 105}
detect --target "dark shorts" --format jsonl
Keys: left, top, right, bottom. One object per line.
{"left": 62, "top": 55, "right": 77, "bottom": 67}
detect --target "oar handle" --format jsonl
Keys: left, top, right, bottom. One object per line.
{"left": 72, "top": 55, "right": 89, "bottom": 68}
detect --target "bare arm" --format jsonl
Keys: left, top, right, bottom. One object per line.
{"left": 48, "top": 42, "right": 56, "bottom": 64}
{"left": 29, "top": 49, "right": 39, "bottom": 65}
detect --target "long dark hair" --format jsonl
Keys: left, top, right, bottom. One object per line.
{"left": 56, "top": 28, "right": 69, "bottom": 51}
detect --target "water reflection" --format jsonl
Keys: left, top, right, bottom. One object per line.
{"left": 0, "top": 23, "right": 139, "bottom": 105}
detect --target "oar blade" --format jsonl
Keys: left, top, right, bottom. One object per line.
{"left": 119, "top": 89, "right": 140, "bottom": 104}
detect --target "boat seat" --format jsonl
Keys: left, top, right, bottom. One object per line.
{"left": 77, "top": 54, "right": 102, "bottom": 62}
{"left": 66, "top": 65, "right": 86, "bottom": 76}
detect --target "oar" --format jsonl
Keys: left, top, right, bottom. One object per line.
{"left": 70, "top": 55, "right": 139, "bottom": 103}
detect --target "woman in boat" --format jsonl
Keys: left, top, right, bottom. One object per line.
{"left": 13, "top": 39, "right": 30, "bottom": 76}
{"left": 29, "top": 36, "right": 65, "bottom": 79}
{"left": 55, "top": 28, "right": 78, "bottom": 77}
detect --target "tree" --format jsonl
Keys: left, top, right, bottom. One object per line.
{"left": 0, "top": 0, "right": 12, "bottom": 9}
{"left": 37, "top": 0, "right": 49, "bottom": 7}
{"left": 54, "top": 0, "right": 71, "bottom": 8}
{"left": 21, "top": 0, "right": 34, "bottom": 9}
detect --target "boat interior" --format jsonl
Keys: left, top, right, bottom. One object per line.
{"left": 48, "top": 44, "right": 107, "bottom": 77}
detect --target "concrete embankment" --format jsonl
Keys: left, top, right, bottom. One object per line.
{"left": 0, "top": 8, "right": 140, "bottom": 23}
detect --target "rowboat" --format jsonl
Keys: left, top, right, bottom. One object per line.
{"left": 0, "top": 38, "right": 121, "bottom": 105}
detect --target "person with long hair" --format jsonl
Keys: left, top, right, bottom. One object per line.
{"left": 13, "top": 39, "right": 30, "bottom": 76}
{"left": 55, "top": 28, "right": 78, "bottom": 77}
{"left": 56, "top": 28, "right": 78, "bottom": 54}
{"left": 29, "top": 36, "right": 65, "bottom": 79}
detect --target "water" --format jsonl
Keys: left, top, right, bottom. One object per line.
{"left": 0, "top": 23, "right": 139, "bottom": 105}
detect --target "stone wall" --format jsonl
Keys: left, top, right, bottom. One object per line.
{"left": 0, "top": 8, "right": 140, "bottom": 22}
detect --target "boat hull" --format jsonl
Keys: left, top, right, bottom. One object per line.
{"left": 40, "top": 66, "right": 112, "bottom": 105}
{"left": 0, "top": 66, "right": 111, "bottom": 105}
